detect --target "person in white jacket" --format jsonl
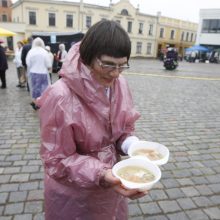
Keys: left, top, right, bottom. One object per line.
{"left": 26, "top": 37, "right": 52, "bottom": 110}
{"left": 13, "top": 41, "right": 26, "bottom": 88}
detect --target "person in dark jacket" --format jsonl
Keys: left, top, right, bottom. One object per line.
{"left": 0, "top": 40, "right": 8, "bottom": 89}
{"left": 21, "top": 37, "right": 33, "bottom": 91}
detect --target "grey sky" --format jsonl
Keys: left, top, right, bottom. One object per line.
{"left": 12, "top": 0, "right": 220, "bottom": 23}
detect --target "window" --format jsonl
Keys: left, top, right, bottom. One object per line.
{"left": 2, "top": 0, "right": 7, "bottom": 7}
{"left": 190, "top": 33, "right": 194, "bottom": 42}
{"left": 49, "top": 13, "right": 56, "bottom": 26}
{"left": 148, "top": 24, "right": 153, "bottom": 35}
{"left": 86, "top": 16, "right": 91, "bottom": 28}
{"left": 170, "top": 30, "right": 175, "bottom": 39}
{"left": 186, "top": 32, "right": 189, "bottom": 41}
{"left": 159, "top": 28, "right": 164, "bottom": 38}
{"left": 181, "top": 32, "right": 184, "bottom": 41}
{"left": 202, "top": 19, "right": 220, "bottom": 33}
{"left": 136, "top": 42, "right": 142, "bottom": 54}
{"left": 121, "top": 9, "right": 128, "bottom": 16}
{"left": 138, "top": 23, "right": 143, "bottom": 34}
{"left": 127, "top": 21, "right": 132, "bottom": 33}
{"left": 2, "top": 14, "right": 7, "bottom": 22}
{"left": 147, "top": 43, "right": 152, "bottom": 55}
{"left": 29, "top": 11, "right": 36, "bottom": 25}
{"left": 66, "top": 14, "right": 73, "bottom": 28}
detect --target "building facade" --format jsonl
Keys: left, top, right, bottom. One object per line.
{"left": 9, "top": 0, "right": 198, "bottom": 58}
{"left": 196, "top": 9, "right": 220, "bottom": 49}
{"left": 0, "top": 0, "right": 12, "bottom": 22}
{"left": 157, "top": 13, "right": 198, "bottom": 58}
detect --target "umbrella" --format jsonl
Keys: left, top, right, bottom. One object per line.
{"left": 185, "top": 45, "right": 209, "bottom": 52}
{"left": 0, "top": 27, "right": 16, "bottom": 37}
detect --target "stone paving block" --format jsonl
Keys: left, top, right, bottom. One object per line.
{"left": 139, "top": 202, "right": 162, "bottom": 215}
{"left": 175, "top": 162, "right": 192, "bottom": 169}
{"left": 192, "top": 176, "right": 209, "bottom": 185}
{"left": 9, "top": 191, "right": 27, "bottom": 202}
{"left": 0, "top": 206, "right": 4, "bottom": 215}
{"left": 0, "top": 193, "right": 8, "bottom": 204}
{"left": 137, "top": 195, "right": 152, "bottom": 203}
{"left": 0, "top": 183, "right": 19, "bottom": 192}
{"left": 21, "top": 165, "right": 40, "bottom": 173}
{"left": 167, "top": 212, "right": 190, "bottom": 220}
{"left": 161, "top": 179, "right": 180, "bottom": 189}
{"left": 185, "top": 209, "right": 209, "bottom": 220}
{"left": 203, "top": 207, "right": 220, "bottom": 220}
{"left": 128, "top": 204, "right": 142, "bottom": 217}
{"left": 143, "top": 215, "right": 168, "bottom": 220}
{"left": 3, "top": 167, "right": 21, "bottom": 174}
{"left": 0, "top": 217, "right": 12, "bottom": 220}
{"left": 165, "top": 188, "right": 185, "bottom": 199}
{"left": 149, "top": 190, "right": 168, "bottom": 201}
{"left": 129, "top": 216, "right": 144, "bottom": 220}
{"left": 5, "top": 155, "right": 22, "bottom": 161}
{"left": 209, "top": 183, "right": 220, "bottom": 193}
{"left": 10, "top": 174, "right": 29, "bottom": 183}
{"left": 176, "top": 178, "right": 194, "bottom": 186}
{"left": 30, "top": 173, "right": 44, "bottom": 181}
{"left": 205, "top": 174, "right": 220, "bottom": 184}
{"left": 210, "top": 195, "right": 220, "bottom": 205}
{"left": 195, "top": 184, "right": 213, "bottom": 196}
{"left": 23, "top": 154, "right": 37, "bottom": 160}
{"left": 4, "top": 202, "right": 24, "bottom": 215}
{"left": 0, "top": 175, "right": 11, "bottom": 183}
{"left": 24, "top": 201, "right": 43, "bottom": 213}
{"left": 14, "top": 214, "right": 32, "bottom": 220}
{"left": 13, "top": 160, "right": 27, "bottom": 166}
{"left": 27, "top": 190, "right": 44, "bottom": 200}
{"left": 181, "top": 186, "right": 200, "bottom": 197}
{"left": 192, "top": 196, "right": 214, "bottom": 207}
{"left": 33, "top": 213, "right": 45, "bottom": 220}
{"left": 172, "top": 169, "right": 191, "bottom": 178}
{"left": 190, "top": 168, "right": 203, "bottom": 176}
{"left": 176, "top": 197, "right": 197, "bottom": 210}
{"left": 158, "top": 200, "right": 181, "bottom": 213}
{"left": 19, "top": 181, "right": 39, "bottom": 191}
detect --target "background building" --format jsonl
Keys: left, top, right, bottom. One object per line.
{"left": 0, "top": 0, "right": 12, "bottom": 22}
{"left": 2, "top": 0, "right": 198, "bottom": 58}
{"left": 157, "top": 13, "right": 198, "bottom": 58}
{"left": 196, "top": 8, "right": 220, "bottom": 49}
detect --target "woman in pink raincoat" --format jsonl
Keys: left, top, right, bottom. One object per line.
{"left": 37, "top": 20, "right": 148, "bottom": 220}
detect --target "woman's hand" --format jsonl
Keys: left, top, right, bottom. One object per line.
{"left": 102, "top": 169, "right": 148, "bottom": 200}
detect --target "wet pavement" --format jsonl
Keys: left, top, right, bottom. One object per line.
{"left": 0, "top": 59, "right": 220, "bottom": 220}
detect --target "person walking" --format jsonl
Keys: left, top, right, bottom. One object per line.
{"left": 26, "top": 37, "right": 52, "bottom": 110}
{"left": 55, "top": 43, "right": 67, "bottom": 74}
{"left": 37, "top": 20, "right": 147, "bottom": 220}
{"left": 21, "top": 37, "right": 33, "bottom": 91}
{"left": 45, "top": 45, "right": 54, "bottom": 83}
{"left": 0, "top": 40, "right": 8, "bottom": 89}
{"left": 13, "top": 41, "right": 26, "bottom": 88}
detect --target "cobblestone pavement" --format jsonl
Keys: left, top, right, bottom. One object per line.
{"left": 0, "top": 59, "right": 220, "bottom": 220}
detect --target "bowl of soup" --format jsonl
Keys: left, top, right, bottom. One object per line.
{"left": 128, "top": 141, "right": 169, "bottom": 166}
{"left": 112, "top": 158, "right": 161, "bottom": 191}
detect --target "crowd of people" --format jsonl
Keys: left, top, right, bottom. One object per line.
{"left": 0, "top": 36, "right": 69, "bottom": 110}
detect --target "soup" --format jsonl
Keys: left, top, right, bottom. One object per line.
{"left": 132, "top": 148, "right": 163, "bottom": 160}
{"left": 117, "top": 166, "right": 155, "bottom": 183}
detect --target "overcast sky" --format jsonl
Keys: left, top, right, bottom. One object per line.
{"left": 12, "top": 0, "right": 220, "bottom": 23}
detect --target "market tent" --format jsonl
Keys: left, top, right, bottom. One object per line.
{"left": 185, "top": 45, "right": 209, "bottom": 52}
{"left": 0, "top": 27, "right": 16, "bottom": 37}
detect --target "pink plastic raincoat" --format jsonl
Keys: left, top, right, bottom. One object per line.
{"left": 37, "top": 42, "right": 140, "bottom": 220}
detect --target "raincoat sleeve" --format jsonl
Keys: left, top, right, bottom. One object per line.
{"left": 37, "top": 87, "right": 111, "bottom": 188}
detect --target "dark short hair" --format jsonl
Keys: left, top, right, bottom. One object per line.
{"left": 80, "top": 20, "right": 131, "bottom": 65}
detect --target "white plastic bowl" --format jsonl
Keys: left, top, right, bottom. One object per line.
{"left": 112, "top": 158, "right": 161, "bottom": 191}
{"left": 128, "top": 141, "right": 169, "bottom": 166}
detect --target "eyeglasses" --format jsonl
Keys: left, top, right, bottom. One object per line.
{"left": 96, "top": 58, "right": 130, "bottom": 72}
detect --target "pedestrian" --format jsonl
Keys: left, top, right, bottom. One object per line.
{"left": 45, "top": 45, "right": 54, "bottom": 83}
{"left": 26, "top": 37, "right": 51, "bottom": 110}
{"left": 0, "top": 40, "right": 8, "bottom": 89}
{"left": 21, "top": 37, "right": 33, "bottom": 91}
{"left": 36, "top": 20, "right": 147, "bottom": 220}
{"left": 13, "top": 41, "right": 26, "bottom": 88}
{"left": 55, "top": 43, "right": 67, "bottom": 74}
